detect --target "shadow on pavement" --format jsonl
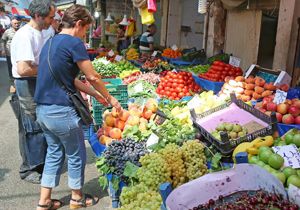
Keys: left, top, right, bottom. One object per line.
{"left": 0, "top": 168, "right": 10, "bottom": 182}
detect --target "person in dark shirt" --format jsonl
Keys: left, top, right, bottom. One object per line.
{"left": 116, "top": 25, "right": 130, "bottom": 53}
{"left": 34, "top": 4, "right": 122, "bottom": 210}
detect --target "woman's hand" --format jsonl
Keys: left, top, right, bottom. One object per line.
{"left": 109, "top": 96, "right": 122, "bottom": 113}
{"left": 95, "top": 94, "right": 109, "bottom": 106}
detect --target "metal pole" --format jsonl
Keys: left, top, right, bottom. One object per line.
{"left": 89, "top": 0, "right": 94, "bottom": 48}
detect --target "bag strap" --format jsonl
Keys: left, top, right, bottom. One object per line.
{"left": 47, "top": 37, "right": 73, "bottom": 95}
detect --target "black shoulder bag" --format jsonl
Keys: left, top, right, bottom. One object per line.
{"left": 47, "top": 37, "right": 93, "bottom": 125}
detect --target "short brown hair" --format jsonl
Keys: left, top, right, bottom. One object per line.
{"left": 61, "top": 4, "right": 93, "bottom": 29}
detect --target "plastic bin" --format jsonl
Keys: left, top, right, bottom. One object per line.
{"left": 277, "top": 123, "right": 300, "bottom": 137}
{"left": 193, "top": 75, "right": 224, "bottom": 94}
{"left": 190, "top": 94, "right": 277, "bottom": 155}
{"left": 92, "top": 78, "right": 128, "bottom": 125}
{"left": 82, "top": 124, "right": 94, "bottom": 140}
{"left": 87, "top": 133, "right": 106, "bottom": 157}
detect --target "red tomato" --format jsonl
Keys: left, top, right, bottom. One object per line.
{"left": 175, "top": 97, "right": 180, "bottom": 100}
{"left": 171, "top": 92, "right": 177, "bottom": 97}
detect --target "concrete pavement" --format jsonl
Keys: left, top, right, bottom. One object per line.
{"left": 0, "top": 61, "right": 113, "bottom": 210}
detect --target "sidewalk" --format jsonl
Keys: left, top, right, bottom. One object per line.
{"left": 0, "top": 62, "right": 113, "bottom": 210}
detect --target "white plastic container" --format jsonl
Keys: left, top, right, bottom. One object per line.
{"left": 166, "top": 164, "right": 287, "bottom": 210}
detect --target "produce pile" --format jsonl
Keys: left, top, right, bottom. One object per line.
{"left": 119, "top": 140, "right": 207, "bottom": 210}
{"left": 162, "top": 48, "right": 182, "bottom": 59}
{"left": 210, "top": 122, "right": 248, "bottom": 141}
{"left": 156, "top": 71, "right": 201, "bottom": 100}
{"left": 126, "top": 48, "right": 139, "bottom": 60}
{"left": 198, "top": 61, "right": 243, "bottom": 82}
{"left": 193, "top": 91, "right": 227, "bottom": 114}
{"left": 142, "top": 58, "right": 171, "bottom": 73}
{"left": 92, "top": 57, "right": 120, "bottom": 77}
{"left": 128, "top": 80, "right": 157, "bottom": 99}
{"left": 255, "top": 96, "right": 300, "bottom": 124}
{"left": 184, "top": 64, "right": 210, "bottom": 74}
{"left": 123, "top": 72, "right": 160, "bottom": 85}
{"left": 192, "top": 190, "right": 298, "bottom": 210}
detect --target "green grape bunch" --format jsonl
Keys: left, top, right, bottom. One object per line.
{"left": 181, "top": 140, "right": 207, "bottom": 181}
{"left": 159, "top": 143, "right": 186, "bottom": 187}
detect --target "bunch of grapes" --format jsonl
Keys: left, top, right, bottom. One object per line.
{"left": 119, "top": 183, "right": 162, "bottom": 210}
{"left": 181, "top": 140, "right": 207, "bottom": 181}
{"left": 137, "top": 153, "right": 172, "bottom": 190}
{"left": 103, "top": 138, "right": 148, "bottom": 178}
{"left": 159, "top": 143, "right": 186, "bottom": 187}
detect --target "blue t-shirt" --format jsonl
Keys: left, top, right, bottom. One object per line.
{"left": 34, "top": 34, "right": 89, "bottom": 106}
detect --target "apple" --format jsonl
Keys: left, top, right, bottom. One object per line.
{"left": 285, "top": 99, "right": 292, "bottom": 106}
{"left": 276, "top": 103, "right": 288, "bottom": 115}
{"left": 288, "top": 105, "right": 300, "bottom": 117}
{"left": 282, "top": 114, "right": 295, "bottom": 124}
{"left": 262, "top": 96, "right": 273, "bottom": 109}
{"left": 295, "top": 116, "right": 300, "bottom": 124}
{"left": 266, "top": 102, "right": 277, "bottom": 112}
{"left": 268, "top": 153, "right": 284, "bottom": 170}
{"left": 292, "top": 99, "right": 300, "bottom": 109}
{"left": 287, "top": 175, "right": 300, "bottom": 188}
{"left": 275, "top": 112, "right": 282, "bottom": 123}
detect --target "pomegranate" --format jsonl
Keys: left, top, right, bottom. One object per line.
{"left": 282, "top": 114, "right": 295, "bottom": 124}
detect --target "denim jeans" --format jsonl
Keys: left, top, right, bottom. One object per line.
{"left": 15, "top": 78, "right": 47, "bottom": 179}
{"left": 36, "top": 104, "right": 86, "bottom": 189}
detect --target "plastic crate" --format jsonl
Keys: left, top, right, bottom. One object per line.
{"left": 106, "top": 173, "right": 126, "bottom": 208}
{"left": 87, "top": 133, "right": 106, "bottom": 157}
{"left": 190, "top": 94, "right": 277, "bottom": 155}
{"left": 193, "top": 75, "right": 224, "bottom": 94}
{"left": 92, "top": 78, "right": 128, "bottom": 125}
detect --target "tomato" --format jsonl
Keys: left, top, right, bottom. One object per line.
{"left": 171, "top": 92, "right": 177, "bottom": 97}
{"left": 178, "top": 92, "right": 185, "bottom": 98}
{"left": 169, "top": 96, "right": 174, "bottom": 100}
{"left": 186, "top": 92, "right": 192, "bottom": 96}
{"left": 175, "top": 97, "right": 180, "bottom": 100}
{"left": 173, "top": 79, "right": 178, "bottom": 83}
{"left": 165, "top": 90, "right": 171, "bottom": 96}
{"left": 179, "top": 83, "right": 185, "bottom": 88}
{"left": 167, "top": 82, "right": 172, "bottom": 87}
{"left": 212, "top": 65, "right": 223, "bottom": 71}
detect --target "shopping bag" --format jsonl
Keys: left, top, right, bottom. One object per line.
{"left": 147, "top": 0, "right": 157, "bottom": 12}
{"left": 125, "top": 21, "right": 135, "bottom": 37}
{"left": 139, "top": 7, "right": 155, "bottom": 25}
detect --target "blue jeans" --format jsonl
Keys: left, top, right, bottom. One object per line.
{"left": 15, "top": 78, "right": 46, "bottom": 179}
{"left": 36, "top": 104, "right": 86, "bottom": 189}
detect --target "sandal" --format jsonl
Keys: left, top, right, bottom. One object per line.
{"left": 37, "top": 199, "right": 63, "bottom": 210}
{"left": 70, "top": 193, "right": 99, "bottom": 209}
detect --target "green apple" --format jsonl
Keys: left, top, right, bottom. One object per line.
{"left": 282, "top": 167, "right": 297, "bottom": 178}
{"left": 285, "top": 133, "right": 294, "bottom": 145}
{"left": 264, "top": 165, "right": 275, "bottom": 173}
{"left": 272, "top": 171, "right": 286, "bottom": 185}
{"left": 297, "top": 169, "right": 300, "bottom": 177}
{"left": 257, "top": 160, "right": 266, "bottom": 167}
{"left": 258, "top": 146, "right": 272, "bottom": 153}
{"left": 259, "top": 150, "right": 273, "bottom": 164}
{"left": 248, "top": 156, "right": 259, "bottom": 164}
{"left": 287, "top": 175, "right": 300, "bottom": 188}
{"left": 277, "top": 141, "right": 287, "bottom": 146}
{"left": 293, "top": 134, "right": 300, "bottom": 147}
{"left": 268, "top": 154, "right": 284, "bottom": 170}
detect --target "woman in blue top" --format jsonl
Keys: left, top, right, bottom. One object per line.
{"left": 34, "top": 5, "right": 122, "bottom": 210}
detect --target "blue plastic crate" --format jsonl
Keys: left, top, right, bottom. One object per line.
{"left": 193, "top": 75, "right": 224, "bottom": 94}
{"left": 87, "top": 133, "right": 106, "bottom": 157}
{"left": 82, "top": 124, "right": 94, "bottom": 140}
{"left": 107, "top": 173, "right": 126, "bottom": 208}
{"left": 277, "top": 123, "right": 300, "bottom": 137}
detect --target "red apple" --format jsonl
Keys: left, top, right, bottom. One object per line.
{"left": 288, "top": 105, "right": 300, "bottom": 117}
{"left": 277, "top": 103, "right": 289, "bottom": 115}
{"left": 282, "top": 114, "right": 295, "bottom": 124}
{"left": 275, "top": 112, "right": 283, "bottom": 123}
{"left": 295, "top": 116, "right": 300, "bottom": 124}
{"left": 262, "top": 96, "right": 273, "bottom": 109}
{"left": 266, "top": 102, "right": 277, "bottom": 112}
{"left": 292, "top": 100, "right": 300, "bottom": 109}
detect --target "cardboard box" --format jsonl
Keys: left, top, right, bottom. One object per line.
{"left": 245, "top": 64, "right": 291, "bottom": 86}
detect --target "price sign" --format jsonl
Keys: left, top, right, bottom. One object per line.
{"left": 134, "top": 82, "right": 143, "bottom": 93}
{"left": 273, "top": 89, "right": 287, "bottom": 105}
{"left": 171, "top": 44, "right": 178, "bottom": 51}
{"left": 147, "top": 133, "right": 159, "bottom": 148}
{"left": 187, "top": 95, "right": 202, "bottom": 110}
{"left": 115, "top": 55, "right": 123, "bottom": 62}
{"left": 151, "top": 51, "right": 158, "bottom": 57}
{"left": 108, "top": 50, "right": 114, "bottom": 57}
{"left": 171, "top": 69, "right": 178, "bottom": 73}
{"left": 229, "top": 56, "right": 241, "bottom": 67}
{"left": 272, "top": 145, "right": 300, "bottom": 169}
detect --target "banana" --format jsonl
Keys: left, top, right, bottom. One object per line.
{"left": 246, "top": 147, "right": 259, "bottom": 155}
{"left": 253, "top": 136, "right": 274, "bottom": 148}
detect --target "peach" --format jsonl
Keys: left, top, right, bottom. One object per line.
{"left": 109, "top": 128, "right": 122, "bottom": 139}
{"left": 114, "top": 119, "right": 125, "bottom": 131}
{"left": 235, "top": 76, "right": 245, "bottom": 82}
{"left": 261, "top": 90, "right": 272, "bottom": 97}
{"left": 119, "top": 110, "right": 130, "bottom": 122}
{"left": 254, "top": 86, "right": 264, "bottom": 94}
{"left": 126, "top": 116, "right": 140, "bottom": 126}
{"left": 143, "top": 110, "right": 153, "bottom": 120}
{"left": 254, "top": 77, "right": 266, "bottom": 87}
{"left": 245, "top": 84, "right": 255, "bottom": 90}
{"left": 104, "top": 114, "right": 116, "bottom": 127}
{"left": 253, "top": 92, "right": 262, "bottom": 100}
{"left": 245, "top": 76, "right": 255, "bottom": 84}
{"left": 244, "top": 90, "right": 254, "bottom": 96}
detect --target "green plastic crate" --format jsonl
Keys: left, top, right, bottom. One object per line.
{"left": 92, "top": 78, "right": 128, "bottom": 125}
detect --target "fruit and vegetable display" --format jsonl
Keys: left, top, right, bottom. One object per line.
{"left": 126, "top": 48, "right": 139, "bottom": 60}
{"left": 119, "top": 69, "right": 141, "bottom": 79}
{"left": 92, "top": 57, "right": 120, "bottom": 77}
{"left": 255, "top": 96, "right": 300, "bottom": 124}
{"left": 198, "top": 61, "right": 243, "bottom": 82}
{"left": 184, "top": 64, "right": 210, "bottom": 74}
{"left": 156, "top": 71, "right": 201, "bottom": 100}
{"left": 181, "top": 49, "right": 206, "bottom": 62}
{"left": 141, "top": 58, "right": 172, "bottom": 73}
{"left": 210, "top": 122, "right": 248, "bottom": 141}
{"left": 119, "top": 141, "right": 207, "bottom": 210}
{"left": 162, "top": 48, "right": 182, "bottom": 59}
{"left": 219, "top": 75, "right": 277, "bottom": 102}
{"left": 128, "top": 80, "right": 157, "bottom": 99}
{"left": 191, "top": 190, "right": 298, "bottom": 210}
{"left": 193, "top": 91, "right": 228, "bottom": 114}
{"left": 207, "top": 53, "right": 230, "bottom": 64}
{"left": 123, "top": 72, "right": 160, "bottom": 85}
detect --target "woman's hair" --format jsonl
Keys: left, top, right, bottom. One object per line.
{"left": 60, "top": 4, "right": 93, "bottom": 29}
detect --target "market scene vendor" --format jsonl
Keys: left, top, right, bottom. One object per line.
{"left": 0, "top": 0, "right": 300, "bottom": 210}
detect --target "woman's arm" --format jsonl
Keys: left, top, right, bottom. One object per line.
{"left": 76, "top": 60, "right": 122, "bottom": 112}
{"left": 74, "top": 78, "right": 109, "bottom": 106}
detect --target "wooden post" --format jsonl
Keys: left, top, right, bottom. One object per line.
{"left": 160, "top": 0, "right": 169, "bottom": 47}
{"left": 166, "top": 0, "right": 182, "bottom": 47}
{"left": 100, "top": 0, "right": 106, "bottom": 43}
{"left": 273, "top": 0, "right": 296, "bottom": 71}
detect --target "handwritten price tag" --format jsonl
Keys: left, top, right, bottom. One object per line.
{"left": 134, "top": 83, "right": 143, "bottom": 93}
{"left": 108, "top": 50, "right": 114, "bottom": 57}
{"left": 273, "top": 90, "right": 287, "bottom": 105}
{"left": 229, "top": 56, "right": 241, "bottom": 67}
{"left": 151, "top": 51, "right": 158, "bottom": 57}
{"left": 272, "top": 145, "right": 300, "bottom": 169}
{"left": 115, "top": 55, "right": 123, "bottom": 62}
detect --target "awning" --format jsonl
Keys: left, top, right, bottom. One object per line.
{"left": 11, "top": 6, "right": 30, "bottom": 18}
